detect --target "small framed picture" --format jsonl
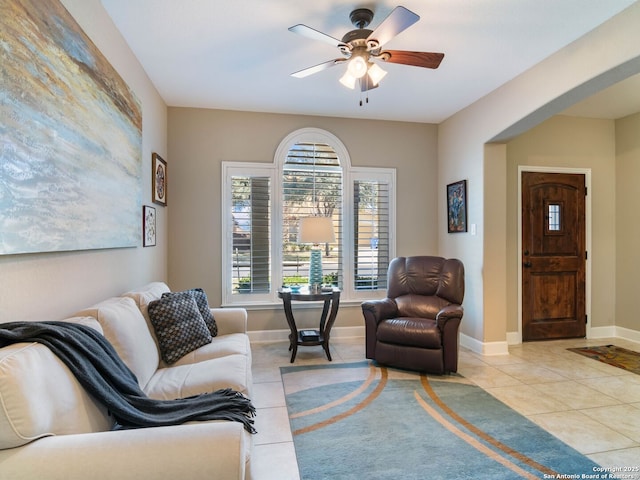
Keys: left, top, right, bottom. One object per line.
{"left": 152, "top": 153, "right": 167, "bottom": 206}
{"left": 143, "top": 205, "right": 156, "bottom": 247}
{"left": 447, "top": 180, "right": 467, "bottom": 233}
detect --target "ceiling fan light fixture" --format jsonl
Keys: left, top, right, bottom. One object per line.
{"left": 289, "top": 6, "right": 444, "bottom": 100}
{"left": 367, "top": 62, "right": 387, "bottom": 86}
{"left": 339, "top": 70, "right": 357, "bottom": 89}
{"left": 347, "top": 55, "right": 368, "bottom": 78}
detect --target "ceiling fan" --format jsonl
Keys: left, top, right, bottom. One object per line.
{"left": 289, "top": 6, "right": 444, "bottom": 92}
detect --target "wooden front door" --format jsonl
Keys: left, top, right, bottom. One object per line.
{"left": 522, "top": 172, "right": 586, "bottom": 341}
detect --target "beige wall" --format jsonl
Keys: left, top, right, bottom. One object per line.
{"left": 615, "top": 112, "right": 640, "bottom": 331}
{"left": 167, "top": 108, "right": 438, "bottom": 332}
{"left": 505, "top": 115, "right": 617, "bottom": 334}
{"left": 439, "top": 3, "right": 640, "bottom": 348}
{"left": 0, "top": 0, "right": 168, "bottom": 323}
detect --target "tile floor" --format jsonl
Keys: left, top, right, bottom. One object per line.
{"left": 249, "top": 336, "right": 640, "bottom": 480}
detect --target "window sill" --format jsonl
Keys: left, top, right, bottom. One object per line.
{"left": 221, "top": 298, "right": 366, "bottom": 310}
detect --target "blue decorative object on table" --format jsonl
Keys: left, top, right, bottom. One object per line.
{"left": 309, "top": 249, "right": 323, "bottom": 286}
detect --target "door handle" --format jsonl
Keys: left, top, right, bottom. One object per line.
{"left": 523, "top": 262, "right": 532, "bottom": 268}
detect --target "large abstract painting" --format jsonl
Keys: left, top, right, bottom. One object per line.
{"left": 0, "top": 0, "right": 142, "bottom": 255}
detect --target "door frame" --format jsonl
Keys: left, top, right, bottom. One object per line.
{"left": 516, "top": 166, "right": 592, "bottom": 343}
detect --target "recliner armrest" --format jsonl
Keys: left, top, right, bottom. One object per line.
{"left": 436, "top": 304, "right": 464, "bottom": 329}
{"left": 361, "top": 298, "right": 398, "bottom": 323}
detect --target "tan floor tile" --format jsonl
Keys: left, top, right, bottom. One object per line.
{"left": 458, "top": 350, "right": 489, "bottom": 368}
{"left": 252, "top": 442, "right": 300, "bottom": 480}
{"left": 252, "top": 381, "right": 286, "bottom": 409}
{"left": 539, "top": 357, "right": 622, "bottom": 380}
{"left": 331, "top": 340, "right": 366, "bottom": 361}
{"left": 458, "top": 364, "right": 524, "bottom": 389}
{"left": 254, "top": 406, "right": 293, "bottom": 445}
{"left": 579, "top": 374, "right": 640, "bottom": 403}
{"left": 581, "top": 404, "right": 640, "bottom": 442}
{"left": 471, "top": 352, "right": 528, "bottom": 366}
{"left": 281, "top": 363, "right": 372, "bottom": 395}
{"left": 529, "top": 380, "right": 622, "bottom": 410}
{"left": 509, "top": 341, "right": 570, "bottom": 358}
{"left": 252, "top": 364, "right": 284, "bottom": 383}
{"left": 286, "top": 347, "right": 334, "bottom": 365}
{"left": 570, "top": 355, "right": 636, "bottom": 377}
{"left": 588, "top": 446, "right": 640, "bottom": 476}
{"left": 528, "top": 410, "right": 637, "bottom": 455}
{"left": 494, "top": 362, "right": 568, "bottom": 384}
{"left": 251, "top": 341, "right": 294, "bottom": 366}
{"left": 485, "top": 384, "right": 571, "bottom": 415}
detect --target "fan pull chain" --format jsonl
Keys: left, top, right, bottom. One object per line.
{"left": 358, "top": 78, "right": 370, "bottom": 107}
{"left": 359, "top": 91, "right": 369, "bottom": 107}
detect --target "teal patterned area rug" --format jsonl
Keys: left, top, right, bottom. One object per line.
{"left": 281, "top": 362, "right": 601, "bottom": 480}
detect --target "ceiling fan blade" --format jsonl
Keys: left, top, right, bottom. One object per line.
{"left": 288, "top": 24, "right": 347, "bottom": 49}
{"left": 378, "top": 50, "right": 444, "bottom": 69}
{"left": 367, "top": 6, "right": 419, "bottom": 49}
{"left": 291, "top": 58, "right": 346, "bottom": 78}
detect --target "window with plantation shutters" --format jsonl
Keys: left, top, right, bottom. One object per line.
{"left": 353, "top": 176, "right": 391, "bottom": 291}
{"left": 221, "top": 128, "right": 395, "bottom": 306}
{"left": 231, "top": 175, "right": 270, "bottom": 294}
{"left": 223, "top": 165, "right": 275, "bottom": 304}
{"left": 282, "top": 142, "right": 342, "bottom": 287}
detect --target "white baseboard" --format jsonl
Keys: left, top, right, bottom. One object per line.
{"left": 616, "top": 326, "right": 640, "bottom": 345}
{"left": 502, "top": 327, "right": 640, "bottom": 350}
{"left": 506, "top": 331, "right": 521, "bottom": 345}
{"left": 589, "top": 326, "right": 640, "bottom": 346}
{"left": 588, "top": 326, "right": 617, "bottom": 339}
{"left": 459, "top": 333, "right": 509, "bottom": 356}
{"left": 249, "top": 325, "right": 365, "bottom": 343}
{"left": 464, "top": 327, "right": 640, "bottom": 356}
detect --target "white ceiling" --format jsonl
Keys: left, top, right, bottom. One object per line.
{"left": 101, "top": 0, "right": 639, "bottom": 124}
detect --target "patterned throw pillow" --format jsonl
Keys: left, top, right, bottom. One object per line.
{"left": 148, "top": 291, "right": 212, "bottom": 364}
{"left": 162, "top": 288, "right": 217, "bottom": 337}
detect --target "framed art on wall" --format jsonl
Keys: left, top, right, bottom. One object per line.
{"left": 143, "top": 205, "right": 156, "bottom": 247}
{"left": 447, "top": 180, "right": 467, "bottom": 233}
{"left": 152, "top": 153, "right": 167, "bottom": 206}
{"left": 0, "top": 0, "right": 142, "bottom": 255}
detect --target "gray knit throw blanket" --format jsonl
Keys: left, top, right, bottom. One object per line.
{"left": 0, "top": 321, "right": 256, "bottom": 433}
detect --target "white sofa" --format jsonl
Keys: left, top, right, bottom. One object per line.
{"left": 0, "top": 282, "right": 254, "bottom": 480}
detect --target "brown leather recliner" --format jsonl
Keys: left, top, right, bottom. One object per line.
{"left": 361, "top": 256, "right": 465, "bottom": 374}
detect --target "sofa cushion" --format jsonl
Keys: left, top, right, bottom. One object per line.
{"left": 61, "top": 315, "right": 104, "bottom": 335}
{"left": 122, "top": 282, "right": 171, "bottom": 351}
{"left": 0, "top": 339, "right": 114, "bottom": 449}
{"left": 377, "top": 317, "right": 442, "bottom": 349}
{"left": 169, "top": 333, "right": 251, "bottom": 367}
{"left": 77, "top": 296, "right": 160, "bottom": 389}
{"left": 144, "top": 353, "right": 252, "bottom": 400}
{"left": 123, "top": 282, "right": 172, "bottom": 319}
{"left": 163, "top": 288, "right": 218, "bottom": 337}
{"left": 148, "top": 292, "right": 213, "bottom": 364}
